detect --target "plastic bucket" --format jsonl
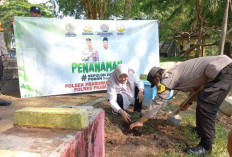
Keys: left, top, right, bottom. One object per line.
{"left": 142, "top": 80, "right": 157, "bottom": 107}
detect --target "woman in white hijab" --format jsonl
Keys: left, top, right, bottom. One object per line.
{"left": 107, "top": 64, "right": 144, "bottom": 123}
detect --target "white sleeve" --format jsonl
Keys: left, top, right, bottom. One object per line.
{"left": 107, "top": 83, "right": 121, "bottom": 112}
{"left": 131, "top": 72, "right": 144, "bottom": 90}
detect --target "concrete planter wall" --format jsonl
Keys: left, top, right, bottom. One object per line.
{"left": 219, "top": 96, "right": 232, "bottom": 117}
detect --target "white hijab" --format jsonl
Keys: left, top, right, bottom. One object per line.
{"left": 107, "top": 64, "right": 135, "bottom": 97}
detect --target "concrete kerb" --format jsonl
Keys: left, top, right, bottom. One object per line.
{"left": 53, "top": 97, "right": 107, "bottom": 122}
{"left": 14, "top": 107, "right": 89, "bottom": 130}
{"left": 0, "top": 98, "right": 106, "bottom": 157}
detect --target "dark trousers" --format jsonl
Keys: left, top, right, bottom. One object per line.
{"left": 0, "top": 57, "right": 3, "bottom": 81}
{"left": 196, "top": 63, "right": 232, "bottom": 139}
{"left": 116, "top": 86, "right": 142, "bottom": 112}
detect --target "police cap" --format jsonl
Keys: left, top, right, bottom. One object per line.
{"left": 30, "top": 6, "right": 41, "bottom": 13}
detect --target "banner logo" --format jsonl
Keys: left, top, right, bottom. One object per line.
{"left": 100, "top": 24, "right": 109, "bottom": 32}
{"left": 117, "top": 24, "right": 125, "bottom": 35}
{"left": 97, "top": 24, "right": 113, "bottom": 37}
{"left": 82, "top": 25, "right": 93, "bottom": 35}
{"left": 65, "top": 23, "right": 76, "bottom": 37}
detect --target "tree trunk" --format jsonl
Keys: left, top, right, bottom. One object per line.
{"left": 106, "top": 0, "right": 110, "bottom": 19}
{"left": 230, "top": 0, "right": 232, "bottom": 14}
{"left": 93, "top": 1, "right": 98, "bottom": 19}
{"left": 181, "top": 41, "right": 218, "bottom": 57}
{"left": 84, "top": 0, "right": 93, "bottom": 19}
{"left": 84, "top": 0, "right": 105, "bottom": 19}
{"left": 185, "top": 44, "right": 200, "bottom": 58}
{"left": 224, "top": 42, "right": 231, "bottom": 57}
{"left": 84, "top": 0, "right": 90, "bottom": 19}
{"left": 99, "top": 0, "right": 105, "bottom": 20}
{"left": 219, "top": 0, "right": 230, "bottom": 55}
{"left": 201, "top": 45, "right": 204, "bottom": 56}
{"left": 124, "top": 0, "right": 132, "bottom": 20}
{"left": 195, "top": 0, "right": 201, "bottom": 26}
{"left": 196, "top": 47, "right": 200, "bottom": 57}
{"left": 192, "top": 0, "right": 204, "bottom": 59}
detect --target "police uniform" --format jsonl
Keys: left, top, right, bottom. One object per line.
{"left": 81, "top": 48, "right": 99, "bottom": 63}
{"left": 0, "top": 23, "right": 8, "bottom": 80}
{"left": 0, "top": 22, "right": 11, "bottom": 106}
{"left": 146, "top": 55, "right": 232, "bottom": 156}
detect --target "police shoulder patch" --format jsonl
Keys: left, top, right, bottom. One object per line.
{"left": 157, "top": 82, "right": 166, "bottom": 94}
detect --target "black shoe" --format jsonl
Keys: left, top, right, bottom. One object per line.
{"left": 0, "top": 100, "right": 11, "bottom": 106}
{"left": 184, "top": 145, "right": 211, "bottom": 157}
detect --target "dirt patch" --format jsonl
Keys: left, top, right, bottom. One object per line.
{"left": 94, "top": 96, "right": 187, "bottom": 157}
{"left": 95, "top": 91, "right": 232, "bottom": 157}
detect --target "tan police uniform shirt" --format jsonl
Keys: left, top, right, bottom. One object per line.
{"left": 144, "top": 55, "right": 232, "bottom": 119}
{"left": 0, "top": 31, "right": 8, "bottom": 56}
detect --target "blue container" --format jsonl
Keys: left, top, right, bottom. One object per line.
{"left": 8, "top": 51, "right": 16, "bottom": 58}
{"left": 142, "top": 80, "right": 157, "bottom": 107}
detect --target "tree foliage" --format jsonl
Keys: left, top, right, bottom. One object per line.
{"left": 1, "top": 0, "right": 231, "bottom": 55}
{"left": 136, "top": 0, "right": 232, "bottom": 57}
{"left": 53, "top": 0, "right": 213, "bottom": 39}
{"left": 0, "top": 0, "right": 55, "bottom": 51}
{"left": 53, "top": 0, "right": 126, "bottom": 19}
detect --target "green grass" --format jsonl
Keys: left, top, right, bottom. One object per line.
{"left": 131, "top": 112, "right": 156, "bottom": 135}
{"left": 160, "top": 56, "right": 199, "bottom": 62}
{"left": 131, "top": 112, "right": 141, "bottom": 122}
{"left": 157, "top": 102, "right": 230, "bottom": 156}
{"left": 213, "top": 125, "right": 230, "bottom": 156}
{"left": 160, "top": 57, "right": 186, "bottom": 62}
{"left": 138, "top": 123, "right": 156, "bottom": 135}
{"left": 140, "top": 74, "right": 147, "bottom": 80}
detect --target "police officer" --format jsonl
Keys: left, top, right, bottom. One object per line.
{"left": 130, "top": 55, "right": 232, "bottom": 156}
{"left": 81, "top": 38, "right": 99, "bottom": 63}
{"left": 30, "top": 6, "right": 41, "bottom": 17}
{"left": 0, "top": 22, "right": 11, "bottom": 107}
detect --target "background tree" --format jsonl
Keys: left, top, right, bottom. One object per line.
{"left": 0, "top": 0, "right": 54, "bottom": 51}
{"left": 124, "top": 0, "right": 132, "bottom": 20}
{"left": 138, "top": 0, "right": 232, "bottom": 58}
{"left": 51, "top": 0, "right": 135, "bottom": 20}
{"left": 2, "top": 0, "right": 231, "bottom": 57}
{"left": 219, "top": 0, "right": 230, "bottom": 55}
